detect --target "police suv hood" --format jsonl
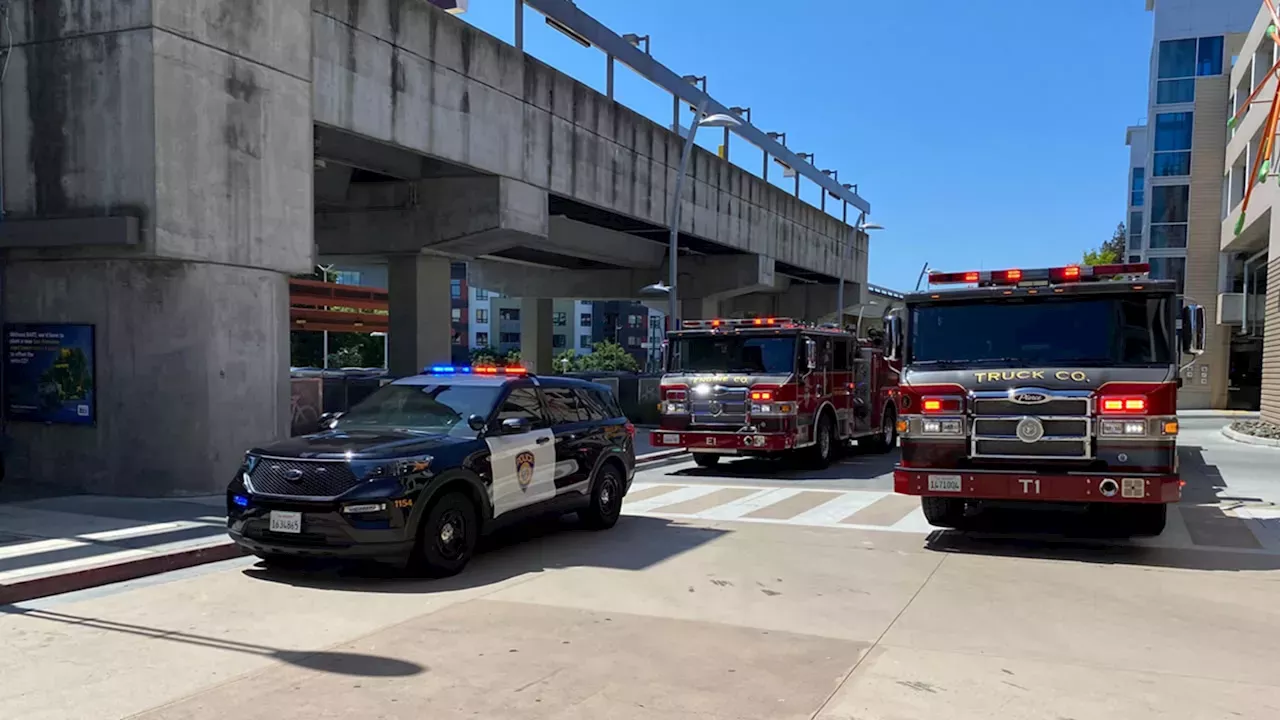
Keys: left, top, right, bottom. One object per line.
{"left": 249, "top": 428, "right": 461, "bottom": 460}
{"left": 901, "top": 365, "right": 1174, "bottom": 392}
{"left": 661, "top": 372, "right": 794, "bottom": 388}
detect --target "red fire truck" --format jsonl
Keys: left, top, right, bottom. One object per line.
{"left": 886, "top": 263, "right": 1206, "bottom": 536}
{"left": 649, "top": 317, "right": 900, "bottom": 468}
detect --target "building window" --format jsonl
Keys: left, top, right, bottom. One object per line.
{"left": 627, "top": 314, "right": 643, "bottom": 328}
{"left": 500, "top": 332, "right": 521, "bottom": 344}
{"left": 626, "top": 336, "right": 641, "bottom": 348}
{"left": 475, "top": 332, "right": 489, "bottom": 347}
{"left": 1197, "top": 36, "right": 1224, "bottom": 76}
{"left": 451, "top": 308, "right": 462, "bottom": 322}
{"left": 1149, "top": 257, "right": 1187, "bottom": 294}
{"left": 553, "top": 334, "right": 566, "bottom": 348}
{"left": 1131, "top": 167, "right": 1145, "bottom": 207}
{"left": 1156, "top": 36, "right": 1223, "bottom": 105}
{"left": 499, "top": 308, "right": 520, "bottom": 322}
{"left": 475, "top": 288, "right": 489, "bottom": 300}
{"left": 1149, "top": 225, "right": 1188, "bottom": 249}
{"left": 1128, "top": 211, "right": 1143, "bottom": 250}
{"left": 333, "top": 271, "right": 362, "bottom": 285}
{"left": 580, "top": 313, "right": 591, "bottom": 326}
{"left": 1151, "top": 185, "right": 1189, "bottom": 224}
{"left": 475, "top": 308, "right": 488, "bottom": 324}
{"left": 553, "top": 311, "right": 567, "bottom": 326}
{"left": 450, "top": 279, "right": 462, "bottom": 298}
{"left": 1153, "top": 113, "right": 1192, "bottom": 176}
{"left": 580, "top": 335, "right": 592, "bottom": 348}
{"left": 1157, "top": 79, "right": 1195, "bottom": 104}
{"left": 1158, "top": 39, "right": 1197, "bottom": 80}
{"left": 1128, "top": 255, "right": 1142, "bottom": 264}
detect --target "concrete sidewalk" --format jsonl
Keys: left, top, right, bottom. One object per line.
{"left": 0, "top": 449, "right": 688, "bottom": 606}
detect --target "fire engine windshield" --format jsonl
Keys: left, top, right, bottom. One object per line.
{"left": 668, "top": 335, "right": 797, "bottom": 374}
{"left": 909, "top": 295, "right": 1176, "bottom": 366}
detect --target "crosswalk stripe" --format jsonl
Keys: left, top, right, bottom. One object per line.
{"left": 694, "top": 488, "right": 806, "bottom": 521}
{"left": 649, "top": 488, "right": 757, "bottom": 515}
{"left": 743, "top": 490, "right": 838, "bottom": 520}
{"left": 624, "top": 485, "right": 721, "bottom": 513}
{"left": 839, "top": 494, "right": 919, "bottom": 527}
{"left": 887, "top": 506, "right": 937, "bottom": 534}
{"left": 787, "top": 491, "right": 885, "bottom": 526}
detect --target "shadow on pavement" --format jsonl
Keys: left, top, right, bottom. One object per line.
{"left": 663, "top": 446, "right": 899, "bottom": 482}
{"left": 0, "top": 606, "right": 424, "bottom": 677}
{"left": 240, "top": 514, "right": 727, "bottom": 594}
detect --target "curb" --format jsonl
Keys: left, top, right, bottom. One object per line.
{"left": 1221, "top": 425, "right": 1280, "bottom": 448}
{"left": 0, "top": 541, "right": 248, "bottom": 606}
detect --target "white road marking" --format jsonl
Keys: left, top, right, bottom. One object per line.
{"left": 787, "top": 490, "right": 886, "bottom": 526}
{"left": 623, "top": 485, "right": 722, "bottom": 513}
{"left": 693, "top": 488, "right": 806, "bottom": 521}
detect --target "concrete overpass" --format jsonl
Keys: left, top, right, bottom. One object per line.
{"left": 0, "top": 0, "right": 873, "bottom": 495}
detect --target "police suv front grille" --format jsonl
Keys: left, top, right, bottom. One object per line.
{"left": 690, "top": 387, "right": 748, "bottom": 427}
{"left": 248, "top": 458, "right": 359, "bottom": 498}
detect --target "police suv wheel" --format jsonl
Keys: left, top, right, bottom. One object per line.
{"left": 413, "top": 491, "right": 478, "bottom": 577}
{"left": 582, "top": 464, "right": 624, "bottom": 530}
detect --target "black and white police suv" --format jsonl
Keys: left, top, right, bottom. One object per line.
{"left": 227, "top": 365, "right": 636, "bottom": 576}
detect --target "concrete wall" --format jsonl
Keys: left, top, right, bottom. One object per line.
{"left": 309, "top": 0, "right": 863, "bottom": 282}
{"left": 0, "top": 0, "right": 313, "bottom": 495}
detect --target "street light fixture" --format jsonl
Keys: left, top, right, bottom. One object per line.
{"left": 791, "top": 153, "right": 814, "bottom": 197}
{"left": 647, "top": 107, "right": 741, "bottom": 325}
{"left": 764, "top": 132, "right": 786, "bottom": 181}
{"left": 610, "top": 33, "right": 651, "bottom": 99}
{"left": 820, "top": 169, "right": 838, "bottom": 212}
{"left": 835, "top": 214, "right": 884, "bottom": 328}
{"left": 719, "top": 106, "right": 750, "bottom": 161}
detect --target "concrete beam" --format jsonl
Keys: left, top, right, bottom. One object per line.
{"left": 722, "top": 282, "right": 865, "bottom": 323}
{"left": 387, "top": 255, "right": 452, "bottom": 375}
{"left": 545, "top": 216, "right": 666, "bottom": 269}
{"left": 673, "top": 255, "right": 777, "bottom": 300}
{"left": 468, "top": 260, "right": 651, "bottom": 299}
{"left": 316, "top": 176, "right": 548, "bottom": 257}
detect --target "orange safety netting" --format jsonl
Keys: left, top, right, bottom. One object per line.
{"left": 1231, "top": 0, "right": 1280, "bottom": 235}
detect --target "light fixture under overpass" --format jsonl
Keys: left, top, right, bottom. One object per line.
{"left": 425, "top": 0, "right": 468, "bottom": 14}
{"left": 835, "top": 219, "right": 884, "bottom": 326}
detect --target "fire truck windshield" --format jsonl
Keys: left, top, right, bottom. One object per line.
{"left": 909, "top": 295, "right": 1176, "bottom": 367}
{"left": 668, "top": 335, "right": 797, "bottom": 374}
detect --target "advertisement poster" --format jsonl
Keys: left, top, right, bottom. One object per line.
{"left": 3, "top": 324, "right": 96, "bottom": 426}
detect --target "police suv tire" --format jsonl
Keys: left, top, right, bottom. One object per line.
{"left": 922, "top": 497, "right": 967, "bottom": 529}
{"left": 412, "top": 491, "right": 478, "bottom": 577}
{"left": 806, "top": 414, "right": 836, "bottom": 469}
{"left": 693, "top": 454, "right": 721, "bottom": 468}
{"left": 581, "top": 463, "right": 625, "bottom": 530}
{"left": 1126, "top": 503, "right": 1167, "bottom": 537}
{"left": 254, "top": 553, "right": 309, "bottom": 570}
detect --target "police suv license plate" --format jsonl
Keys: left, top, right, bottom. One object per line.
{"left": 927, "top": 474, "right": 963, "bottom": 493}
{"left": 269, "top": 511, "right": 302, "bottom": 534}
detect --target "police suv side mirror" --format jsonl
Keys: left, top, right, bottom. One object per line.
{"left": 500, "top": 417, "right": 531, "bottom": 435}
{"left": 804, "top": 338, "right": 818, "bottom": 371}
{"left": 467, "top": 414, "right": 487, "bottom": 432}
{"left": 1180, "top": 303, "right": 1206, "bottom": 356}
{"left": 884, "top": 313, "right": 904, "bottom": 362}
{"left": 319, "top": 411, "right": 344, "bottom": 429}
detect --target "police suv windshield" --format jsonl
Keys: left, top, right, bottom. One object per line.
{"left": 335, "top": 383, "right": 501, "bottom": 435}
{"left": 909, "top": 295, "right": 1176, "bottom": 367}
{"left": 668, "top": 335, "right": 797, "bottom": 374}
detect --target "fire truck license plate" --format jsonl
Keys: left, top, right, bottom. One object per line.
{"left": 662, "top": 434, "right": 680, "bottom": 445}
{"left": 927, "top": 475, "right": 962, "bottom": 492}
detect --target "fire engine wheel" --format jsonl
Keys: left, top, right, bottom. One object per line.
{"left": 866, "top": 406, "right": 897, "bottom": 454}
{"left": 693, "top": 454, "right": 721, "bottom": 468}
{"left": 1124, "top": 503, "right": 1167, "bottom": 538}
{"left": 921, "top": 497, "right": 969, "bottom": 530}
{"left": 805, "top": 414, "right": 837, "bottom": 469}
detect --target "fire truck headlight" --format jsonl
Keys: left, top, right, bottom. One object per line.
{"left": 922, "top": 419, "right": 942, "bottom": 434}
{"left": 1101, "top": 420, "right": 1148, "bottom": 436}
{"left": 940, "top": 419, "right": 962, "bottom": 434}
{"left": 664, "top": 401, "right": 689, "bottom": 414}
{"left": 920, "top": 418, "right": 963, "bottom": 436}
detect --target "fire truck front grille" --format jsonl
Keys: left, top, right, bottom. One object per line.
{"left": 969, "top": 389, "right": 1092, "bottom": 461}
{"left": 973, "top": 438, "right": 1091, "bottom": 459}
{"left": 972, "top": 397, "right": 1090, "bottom": 416}
{"left": 690, "top": 387, "right": 749, "bottom": 427}
{"left": 972, "top": 417, "right": 1089, "bottom": 437}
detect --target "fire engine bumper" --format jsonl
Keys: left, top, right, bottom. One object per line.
{"left": 894, "top": 466, "right": 1182, "bottom": 504}
{"left": 650, "top": 430, "right": 795, "bottom": 453}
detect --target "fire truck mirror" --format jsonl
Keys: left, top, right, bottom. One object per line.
{"left": 884, "top": 312, "right": 904, "bottom": 362}
{"left": 1180, "top": 303, "right": 1206, "bottom": 356}
{"left": 804, "top": 338, "right": 818, "bottom": 371}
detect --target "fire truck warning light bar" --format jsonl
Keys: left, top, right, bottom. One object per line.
{"left": 927, "top": 263, "right": 1150, "bottom": 287}
{"left": 681, "top": 317, "right": 799, "bottom": 329}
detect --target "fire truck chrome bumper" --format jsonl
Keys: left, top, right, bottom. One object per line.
{"left": 894, "top": 467, "right": 1181, "bottom": 503}
{"left": 650, "top": 430, "right": 795, "bottom": 452}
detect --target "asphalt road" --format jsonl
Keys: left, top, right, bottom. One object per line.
{"left": 4, "top": 415, "right": 1277, "bottom": 719}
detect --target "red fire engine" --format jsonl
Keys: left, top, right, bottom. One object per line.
{"left": 885, "top": 263, "right": 1207, "bottom": 536}
{"left": 649, "top": 317, "right": 900, "bottom": 468}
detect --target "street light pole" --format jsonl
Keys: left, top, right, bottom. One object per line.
{"left": 837, "top": 202, "right": 883, "bottom": 329}
{"left": 668, "top": 99, "right": 709, "bottom": 325}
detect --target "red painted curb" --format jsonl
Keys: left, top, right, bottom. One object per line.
{"left": 0, "top": 541, "right": 249, "bottom": 606}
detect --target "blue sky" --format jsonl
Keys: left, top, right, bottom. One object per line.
{"left": 459, "top": 0, "right": 1154, "bottom": 292}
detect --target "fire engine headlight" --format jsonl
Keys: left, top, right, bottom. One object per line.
{"left": 750, "top": 402, "right": 794, "bottom": 415}
{"left": 1100, "top": 420, "right": 1147, "bottom": 436}
{"left": 664, "top": 401, "right": 689, "bottom": 414}
{"left": 920, "top": 418, "right": 963, "bottom": 435}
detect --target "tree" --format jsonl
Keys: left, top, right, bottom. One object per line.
{"left": 578, "top": 340, "right": 640, "bottom": 372}
{"left": 552, "top": 349, "right": 582, "bottom": 374}
{"left": 470, "top": 347, "right": 502, "bottom": 365}
{"left": 1083, "top": 222, "right": 1127, "bottom": 265}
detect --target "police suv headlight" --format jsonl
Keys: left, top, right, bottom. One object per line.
{"left": 1100, "top": 420, "right": 1147, "bottom": 436}
{"left": 920, "top": 418, "right": 963, "bottom": 435}
{"left": 353, "top": 456, "right": 434, "bottom": 480}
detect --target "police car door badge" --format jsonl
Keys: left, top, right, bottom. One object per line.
{"left": 515, "top": 451, "right": 536, "bottom": 491}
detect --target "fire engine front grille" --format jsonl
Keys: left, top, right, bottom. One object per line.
{"left": 972, "top": 397, "right": 1089, "bottom": 417}
{"left": 972, "top": 417, "right": 1089, "bottom": 437}
{"left": 248, "top": 457, "right": 360, "bottom": 497}
{"left": 969, "top": 389, "right": 1092, "bottom": 461}
{"left": 973, "top": 439, "right": 1091, "bottom": 459}
{"left": 690, "top": 386, "right": 748, "bottom": 427}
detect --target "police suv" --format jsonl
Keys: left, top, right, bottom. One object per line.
{"left": 227, "top": 365, "right": 636, "bottom": 576}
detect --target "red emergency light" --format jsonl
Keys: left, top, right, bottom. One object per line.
{"left": 927, "top": 263, "right": 1149, "bottom": 287}
{"left": 681, "top": 317, "right": 797, "bottom": 329}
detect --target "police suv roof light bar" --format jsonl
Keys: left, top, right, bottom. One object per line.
{"left": 927, "top": 263, "right": 1150, "bottom": 287}
{"left": 681, "top": 317, "right": 798, "bottom": 329}
{"left": 424, "top": 365, "right": 530, "bottom": 375}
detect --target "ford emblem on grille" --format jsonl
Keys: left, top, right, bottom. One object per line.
{"left": 283, "top": 468, "right": 304, "bottom": 482}
{"left": 1011, "top": 391, "right": 1050, "bottom": 405}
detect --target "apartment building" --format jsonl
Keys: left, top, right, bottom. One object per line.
{"left": 1221, "top": 4, "right": 1280, "bottom": 423}
{"left": 1127, "top": 0, "right": 1260, "bottom": 410}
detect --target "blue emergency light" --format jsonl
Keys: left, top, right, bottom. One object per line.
{"left": 423, "top": 365, "right": 527, "bottom": 375}
{"left": 232, "top": 494, "right": 249, "bottom": 508}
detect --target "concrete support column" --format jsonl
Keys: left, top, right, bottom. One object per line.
{"left": 520, "top": 298, "right": 554, "bottom": 373}
{"left": 387, "top": 255, "right": 452, "bottom": 377}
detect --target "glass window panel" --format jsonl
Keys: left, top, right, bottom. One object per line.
{"left": 1153, "top": 152, "right": 1191, "bottom": 176}
{"left": 1197, "top": 36, "right": 1224, "bottom": 76}
{"left": 1151, "top": 185, "right": 1189, "bottom": 223}
{"left": 1158, "top": 39, "right": 1196, "bottom": 79}
{"left": 1154, "top": 113, "right": 1193, "bottom": 151}
{"left": 1149, "top": 257, "right": 1187, "bottom": 294}
{"left": 1149, "top": 224, "right": 1188, "bottom": 248}
{"left": 1156, "top": 79, "right": 1195, "bottom": 104}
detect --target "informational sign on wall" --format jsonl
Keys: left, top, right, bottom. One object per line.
{"left": 3, "top": 323, "right": 96, "bottom": 426}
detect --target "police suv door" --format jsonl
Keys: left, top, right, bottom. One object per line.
{"left": 485, "top": 383, "right": 557, "bottom": 518}
{"left": 539, "top": 384, "right": 595, "bottom": 495}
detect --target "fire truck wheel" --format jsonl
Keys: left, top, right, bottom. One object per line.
{"left": 1125, "top": 504, "right": 1167, "bottom": 537}
{"left": 693, "top": 454, "right": 721, "bottom": 468}
{"left": 921, "top": 497, "right": 968, "bottom": 529}
{"left": 805, "top": 413, "right": 837, "bottom": 469}
{"left": 869, "top": 406, "right": 898, "bottom": 454}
